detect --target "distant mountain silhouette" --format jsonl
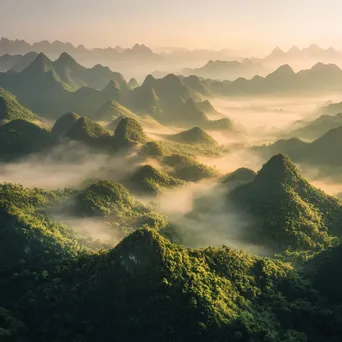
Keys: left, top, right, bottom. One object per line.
{"left": 262, "top": 44, "right": 342, "bottom": 68}
{"left": 182, "top": 59, "right": 269, "bottom": 80}
{"left": 287, "top": 112, "right": 342, "bottom": 140}
{"left": 0, "top": 37, "right": 160, "bottom": 62}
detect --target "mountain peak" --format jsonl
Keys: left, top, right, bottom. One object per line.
{"left": 25, "top": 52, "right": 52, "bottom": 73}
{"left": 255, "top": 154, "right": 301, "bottom": 186}
{"left": 55, "top": 52, "right": 78, "bottom": 67}
{"left": 269, "top": 46, "right": 285, "bottom": 57}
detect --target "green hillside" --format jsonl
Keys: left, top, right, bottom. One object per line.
{"left": 163, "top": 154, "right": 218, "bottom": 182}
{"left": 0, "top": 119, "right": 56, "bottom": 160}
{"left": 66, "top": 117, "right": 111, "bottom": 147}
{"left": 0, "top": 88, "right": 42, "bottom": 125}
{"left": 112, "top": 117, "right": 148, "bottom": 149}
{"left": 167, "top": 126, "right": 219, "bottom": 146}
{"left": 128, "top": 165, "right": 184, "bottom": 194}
{"left": 229, "top": 154, "right": 342, "bottom": 252}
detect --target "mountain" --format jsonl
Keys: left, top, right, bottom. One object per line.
{"left": 182, "top": 63, "right": 342, "bottom": 96}
{"left": 112, "top": 117, "right": 148, "bottom": 150}
{"left": 0, "top": 88, "right": 42, "bottom": 125}
{"left": 65, "top": 117, "right": 111, "bottom": 147}
{"left": 263, "top": 44, "right": 342, "bottom": 68}
{"left": 91, "top": 100, "right": 136, "bottom": 122}
{"left": 0, "top": 52, "right": 38, "bottom": 72}
{"left": 162, "top": 154, "right": 218, "bottom": 182}
{"left": 222, "top": 167, "right": 257, "bottom": 190}
{"left": 2, "top": 169, "right": 342, "bottom": 340}
{"left": 128, "top": 165, "right": 184, "bottom": 194}
{"left": 0, "top": 119, "right": 56, "bottom": 160}
{"left": 229, "top": 154, "right": 342, "bottom": 252}
{"left": 0, "top": 37, "right": 161, "bottom": 62}
{"left": 287, "top": 112, "right": 342, "bottom": 140}
{"left": 51, "top": 112, "right": 80, "bottom": 137}
{"left": 0, "top": 54, "right": 22, "bottom": 72}
{"left": 256, "top": 126, "right": 342, "bottom": 166}
{"left": 182, "top": 59, "right": 269, "bottom": 80}
{"left": 167, "top": 126, "right": 219, "bottom": 147}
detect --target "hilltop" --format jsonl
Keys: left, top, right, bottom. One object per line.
{"left": 128, "top": 165, "right": 184, "bottom": 194}
{"left": 167, "top": 126, "right": 219, "bottom": 146}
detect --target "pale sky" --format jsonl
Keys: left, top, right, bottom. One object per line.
{"left": 1, "top": 0, "right": 341, "bottom": 51}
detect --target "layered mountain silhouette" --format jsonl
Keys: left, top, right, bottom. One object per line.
{"left": 262, "top": 44, "right": 342, "bottom": 68}
{"left": 0, "top": 51, "right": 38, "bottom": 72}
{"left": 288, "top": 112, "right": 342, "bottom": 140}
{"left": 0, "top": 37, "right": 160, "bottom": 62}
{"left": 255, "top": 126, "right": 342, "bottom": 166}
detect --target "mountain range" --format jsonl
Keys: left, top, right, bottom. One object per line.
{"left": 181, "top": 59, "right": 270, "bottom": 80}
{"left": 0, "top": 37, "right": 159, "bottom": 61}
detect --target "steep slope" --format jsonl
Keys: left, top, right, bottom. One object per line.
{"left": 51, "top": 112, "right": 80, "bottom": 137}
{"left": 112, "top": 117, "right": 147, "bottom": 149}
{"left": 229, "top": 154, "right": 342, "bottom": 252}
{"left": 0, "top": 88, "right": 42, "bottom": 124}
{"left": 91, "top": 100, "right": 136, "bottom": 122}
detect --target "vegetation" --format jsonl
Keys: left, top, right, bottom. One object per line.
{"left": 0, "top": 119, "right": 57, "bottom": 160}
{"left": 163, "top": 154, "right": 218, "bottom": 181}
{"left": 0, "top": 88, "right": 42, "bottom": 125}
{"left": 128, "top": 165, "right": 185, "bottom": 194}
{"left": 51, "top": 112, "right": 80, "bottom": 137}
{"left": 229, "top": 154, "right": 342, "bottom": 252}
{"left": 167, "top": 126, "right": 219, "bottom": 147}
{"left": 112, "top": 117, "right": 148, "bottom": 149}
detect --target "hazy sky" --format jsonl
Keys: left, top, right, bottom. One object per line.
{"left": 1, "top": 0, "right": 341, "bottom": 52}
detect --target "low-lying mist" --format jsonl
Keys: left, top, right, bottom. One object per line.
{"left": 153, "top": 181, "right": 272, "bottom": 256}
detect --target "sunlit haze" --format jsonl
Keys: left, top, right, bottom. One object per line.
{"left": 1, "top": 0, "right": 342, "bottom": 52}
